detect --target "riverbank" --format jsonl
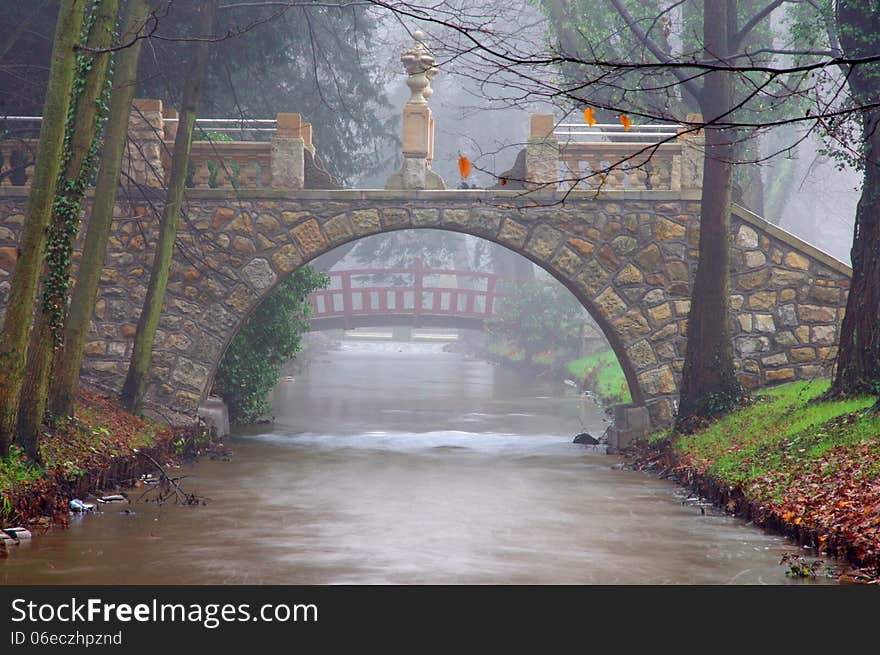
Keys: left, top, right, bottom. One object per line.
{"left": 0, "top": 388, "right": 209, "bottom": 532}
{"left": 565, "top": 350, "right": 631, "bottom": 406}
{"left": 479, "top": 340, "right": 630, "bottom": 408}
{"left": 628, "top": 379, "right": 880, "bottom": 579}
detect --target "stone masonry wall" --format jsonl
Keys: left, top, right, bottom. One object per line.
{"left": 0, "top": 188, "right": 850, "bottom": 427}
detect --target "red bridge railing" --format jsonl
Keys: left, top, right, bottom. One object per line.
{"left": 308, "top": 259, "right": 508, "bottom": 329}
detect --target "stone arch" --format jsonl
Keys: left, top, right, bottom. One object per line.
{"left": 106, "top": 190, "right": 695, "bottom": 426}
{"left": 202, "top": 223, "right": 649, "bottom": 412}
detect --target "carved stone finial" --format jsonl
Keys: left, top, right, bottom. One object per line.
{"left": 401, "top": 30, "right": 438, "bottom": 105}
{"left": 385, "top": 30, "right": 445, "bottom": 190}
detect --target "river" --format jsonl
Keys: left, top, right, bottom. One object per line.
{"left": 0, "top": 341, "right": 831, "bottom": 584}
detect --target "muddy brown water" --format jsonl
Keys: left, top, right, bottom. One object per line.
{"left": 0, "top": 342, "right": 834, "bottom": 584}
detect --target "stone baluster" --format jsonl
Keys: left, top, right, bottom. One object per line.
{"left": 525, "top": 114, "right": 559, "bottom": 191}
{"left": 126, "top": 98, "right": 165, "bottom": 187}
{"left": 270, "top": 112, "right": 305, "bottom": 189}
{"left": 677, "top": 112, "right": 704, "bottom": 190}
{"left": 385, "top": 30, "right": 445, "bottom": 190}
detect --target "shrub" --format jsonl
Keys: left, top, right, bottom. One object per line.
{"left": 212, "top": 266, "right": 329, "bottom": 424}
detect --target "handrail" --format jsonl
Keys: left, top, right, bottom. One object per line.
{"left": 309, "top": 262, "right": 513, "bottom": 325}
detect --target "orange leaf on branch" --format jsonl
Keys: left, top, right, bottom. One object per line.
{"left": 458, "top": 156, "right": 472, "bottom": 179}
{"left": 583, "top": 107, "right": 596, "bottom": 126}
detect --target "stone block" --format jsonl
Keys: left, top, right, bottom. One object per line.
{"left": 765, "top": 367, "right": 795, "bottom": 383}
{"left": 552, "top": 247, "right": 583, "bottom": 278}
{"left": 810, "top": 325, "right": 837, "bottom": 345}
{"left": 615, "top": 264, "right": 644, "bottom": 285}
{"left": 241, "top": 258, "right": 277, "bottom": 292}
{"left": 612, "top": 308, "right": 651, "bottom": 341}
{"left": 352, "top": 209, "right": 381, "bottom": 234}
{"left": 735, "top": 225, "right": 758, "bottom": 248}
{"left": 290, "top": 219, "right": 327, "bottom": 257}
{"left": 498, "top": 219, "right": 529, "bottom": 249}
{"left": 637, "top": 365, "right": 676, "bottom": 395}
{"left": 797, "top": 304, "right": 836, "bottom": 324}
{"left": 784, "top": 252, "right": 810, "bottom": 270}
{"left": 744, "top": 251, "right": 765, "bottom": 268}
{"left": 736, "top": 269, "right": 770, "bottom": 291}
{"left": 790, "top": 347, "right": 816, "bottom": 363}
{"left": 575, "top": 260, "right": 610, "bottom": 297}
{"left": 634, "top": 244, "right": 661, "bottom": 270}
{"left": 323, "top": 214, "right": 354, "bottom": 245}
{"left": 753, "top": 313, "right": 775, "bottom": 332}
{"left": 595, "top": 287, "right": 627, "bottom": 318}
{"left": 626, "top": 340, "right": 657, "bottom": 368}
{"left": 524, "top": 225, "right": 563, "bottom": 261}
{"left": 272, "top": 244, "right": 302, "bottom": 274}
{"left": 653, "top": 218, "right": 686, "bottom": 241}
{"left": 382, "top": 208, "right": 411, "bottom": 228}
{"left": 647, "top": 303, "right": 672, "bottom": 325}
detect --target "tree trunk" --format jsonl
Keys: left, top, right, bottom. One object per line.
{"left": 675, "top": 0, "right": 744, "bottom": 431}
{"left": 0, "top": 0, "right": 86, "bottom": 458}
{"left": 120, "top": 0, "right": 218, "bottom": 415}
{"left": 50, "top": 0, "right": 156, "bottom": 419}
{"left": 15, "top": 0, "right": 120, "bottom": 462}
{"left": 829, "top": 1, "right": 880, "bottom": 396}
{"left": 832, "top": 114, "right": 880, "bottom": 395}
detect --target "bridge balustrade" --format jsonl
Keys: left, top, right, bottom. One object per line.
{"left": 1, "top": 102, "right": 703, "bottom": 191}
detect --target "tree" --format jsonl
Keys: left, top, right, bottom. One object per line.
{"left": 212, "top": 266, "right": 329, "bottom": 424}
{"left": 829, "top": 0, "right": 880, "bottom": 397}
{"left": 120, "top": 0, "right": 219, "bottom": 414}
{"left": 15, "top": 0, "right": 120, "bottom": 462}
{"left": 486, "top": 279, "right": 585, "bottom": 363}
{"left": 0, "top": 0, "right": 87, "bottom": 458}
{"left": 50, "top": 0, "right": 158, "bottom": 419}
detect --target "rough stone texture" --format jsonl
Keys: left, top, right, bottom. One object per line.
{"left": 0, "top": 190, "right": 851, "bottom": 428}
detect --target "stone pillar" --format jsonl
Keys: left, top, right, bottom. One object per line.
{"left": 525, "top": 114, "right": 559, "bottom": 190}
{"left": 162, "top": 107, "right": 178, "bottom": 142}
{"left": 678, "top": 112, "right": 704, "bottom": 190}
{"left": 271, "top": 112, "right": 305, "bottom": 189}
{"left": 126, "top": 98, "right": 165, "bottom": 187}
{"left": 605, "top": 403, "right": 651, "bottom": 453}
{"left": 385, "top": 31, "right": 445, "bottom": 190}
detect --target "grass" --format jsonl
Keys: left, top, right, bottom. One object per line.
{"left": 0, "top": 389, "right": 163, "bottom": 495}
{"left": 655, "top": 379, "right": 880, "bottom": 567}
{"left": 672, "top": 380, "right": 879, "bottom": 498}
{"left": 567, "top": 349, "right": 632, "bottom": 405}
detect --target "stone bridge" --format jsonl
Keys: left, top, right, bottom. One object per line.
{"left": 0, "top": 187, "right": 852, "bottom": 429}
{"left": 0, "top": 32, "right": 852, "bottom": 432}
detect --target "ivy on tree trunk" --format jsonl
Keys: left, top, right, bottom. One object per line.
{"left": 16, "top": 0, "right": 120, "bottom": 464}
{"left": 0, "top": 0, "right": 87, "bottom": 458}
{"left": 50, "top": 0, "right": 157, "bottom": 419}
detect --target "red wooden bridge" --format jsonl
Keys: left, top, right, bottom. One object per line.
{"left": 307, "top": 260, "right": 509, "bottom": 331}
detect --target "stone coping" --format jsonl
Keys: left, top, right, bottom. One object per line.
{"left": 0, "top": 187, "right": 851, "bottom": 277}
{"left": 730, "top": 204, "right": 851, "bottom": 276}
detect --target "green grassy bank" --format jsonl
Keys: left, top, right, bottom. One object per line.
{"left": 566, "top": 350, "right": 632, "bottom": 406}
{"left": 638, "top": 380, "right": 880, "bottom": 573}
